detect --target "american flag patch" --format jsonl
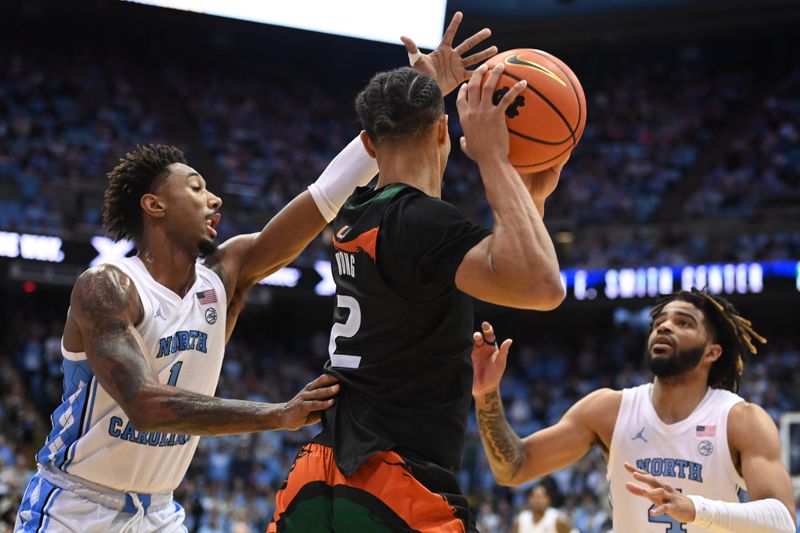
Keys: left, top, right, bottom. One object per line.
{"left": 196, "top": 289, "right": 217, "bottom": 305}
{"left": 696, "top": 425, "right": 716, "bottom": 437}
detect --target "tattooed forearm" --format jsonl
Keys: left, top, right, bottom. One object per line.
{"left": 158, "top": 393, "right": 282, "bottom": 435}
{"left": 476, "top": 390, "right": 524, "bottom": 483}
{"left": 73, "top": 266, "right": 290, "bottom": 436}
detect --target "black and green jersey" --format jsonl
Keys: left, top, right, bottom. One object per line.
{"left": 315, "top": 183, "right": 491, "bottom": 479}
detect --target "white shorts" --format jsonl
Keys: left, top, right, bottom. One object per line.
{"left": 15, "top": 469, "right": 187, "bottom": 533}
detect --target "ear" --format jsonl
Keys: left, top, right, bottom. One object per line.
{"left": 437, "top": 114, "right": 449, "bottom": 145}
{"left": 704, "top": 343, "right": 723, "bottom": 364}
{"left": 140, "top": 193, "right": 166, "bottom": 219}
{"left": 359, "top": 130, "right": 377, "bottom": 158}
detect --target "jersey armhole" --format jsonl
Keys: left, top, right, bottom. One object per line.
{"left": 607, "top": 388, "right": 633, "bottom": 475}
{"left": 106, "top": 260, "right": 153, "bottom": 326}
{"left": 723, "top": 398, "right": 748, "bottom": 490}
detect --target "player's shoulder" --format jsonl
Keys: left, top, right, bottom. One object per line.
{"left": 74, "top": 263, "right": 135, "bottom": 296}
{"left": 72, "top": 263, "right": 140, "bottom": 319}
{"left": 728, "top": 400, "right": 774, "bottom": 428}
{"left": 584, "top": 387, "right": 623, "bottom": 406}
{"left": 387, "top": 188, "right": 465, "bottom": 226}
{"left": 570, "top": 388, "right": 622, "bottom": 420}
{"left": 727, "top": 400, "right": 780, "bottom": 452}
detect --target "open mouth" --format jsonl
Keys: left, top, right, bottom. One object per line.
{"left": 205, "top": 213, "right": 221, "bottom": 238}
{"left": 650, "top": 335, "right": 674, "bottom": 355}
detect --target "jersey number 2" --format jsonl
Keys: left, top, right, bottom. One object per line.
{"left": 328, "top": 295, "right": 362, "bottom": 369}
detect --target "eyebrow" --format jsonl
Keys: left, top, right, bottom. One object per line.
{"left": 652, "top": 310, "right": 699, "bottom": 323}
{"left": 185, "top": 172, "right": 207, "bottom": 186}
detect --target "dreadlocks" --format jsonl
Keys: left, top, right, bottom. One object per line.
{"left": 649, "top": 288, "right": 767, "bottom": 392}
{"left": 103, "top": 144, "right": 187, "bottom": 242}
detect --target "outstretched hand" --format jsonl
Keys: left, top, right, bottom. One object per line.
{"left": 401, "top": 11, "right": 497, "bottom": 96}
{"left": 471, "top": 322, "right": 513, "bottom": 397}
{"left": 624, "top": 462, "right": 696, "bottom": 523}
{"left": 280, "top": 374, "right": 339, "bottom": 430}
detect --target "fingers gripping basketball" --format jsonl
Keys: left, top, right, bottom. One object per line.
{"left": 483, "top": 49, "right": 587, "bottom": 172}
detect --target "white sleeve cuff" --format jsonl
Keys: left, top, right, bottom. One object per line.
{"left": 308, "top": 135, "right": 378, "bottom": 222}
{"left": 689, "top": 495, "right": 795, "bottom": 533}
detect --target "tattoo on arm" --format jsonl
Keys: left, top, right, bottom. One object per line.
{"left": 159, "top": 394, "right": 281, "bottom": 435}
{"left": 74, "top": 266, "right": 285, "bottom": 435}
{"left": 476, "top": 390, "right": 524, "bottom": 481}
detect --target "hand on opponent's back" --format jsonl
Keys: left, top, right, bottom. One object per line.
{"left": 280, "top": 374, "right": 340, "bottom": 430}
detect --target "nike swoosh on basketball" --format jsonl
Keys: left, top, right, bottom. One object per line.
{"left": 505, "top": 54, "right": 567, "bottom": 87}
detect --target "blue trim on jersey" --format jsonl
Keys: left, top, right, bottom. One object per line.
{"left": 16, "top": 474, "right": 60, "bottom": 533}
{"left": 85, "top": 376, "right": 99, "bottom": 428}
{"left": 62, "top": 376, "right": 97, "bottom": 471}
{"left": 36, "top": 359, "right": 95, "bottom": 469}
{"left": 38, "top": 487, "right": 61, "bottom": 533}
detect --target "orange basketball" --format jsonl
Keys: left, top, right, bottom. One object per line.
{"left": 483, "top": 49, "right": 587, "bottom": 173}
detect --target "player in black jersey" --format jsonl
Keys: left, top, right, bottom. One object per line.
{"left": 269, "top": 16, "right": 567, "bottom": 533}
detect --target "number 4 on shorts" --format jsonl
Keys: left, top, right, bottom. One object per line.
{"left": 648, "top": 488, "right": 686, "bottom": 532}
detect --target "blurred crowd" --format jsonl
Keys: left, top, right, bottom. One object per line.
{"left": 2, "top": 307, "right": 798, "bottom": 533}
{"left": 2, "top": 47, "right": 798, "bottom": 271}
{"left": 686, "top": 68, "right": 800, "bottom": 216}
{"left": 0, "top": 50, "right": 168, "bottom": 235}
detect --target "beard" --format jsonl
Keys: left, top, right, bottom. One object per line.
{"left": 198, "top": 237, "right": 218, "bottom": 257}
{"left": 645, "top": 344, "right": 704, "bottom": 378}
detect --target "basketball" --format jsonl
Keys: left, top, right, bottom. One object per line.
{"left": 483, "top": 49, "right": 587, "bottom": 173}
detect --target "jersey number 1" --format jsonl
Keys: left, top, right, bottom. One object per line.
{"left": 328, "top": 295, "right": 362, "bottom": 369}
{"left": 167, "top": 361, "right": 183, "bottom": 386}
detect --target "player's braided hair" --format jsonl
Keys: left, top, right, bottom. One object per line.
{"left": 649, "top": 288, "right": 766, "bottom": 392}
{"left": 355, "top": 67, "right": 444, "bottom": 143}
{"left": 103, "top": 144, "right": 186, "bottom": 242}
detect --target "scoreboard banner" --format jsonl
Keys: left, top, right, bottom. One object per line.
{"left": 2, "top": 230, "right": 798, "bottom": 300}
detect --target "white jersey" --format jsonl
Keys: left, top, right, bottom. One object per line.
{"left": 36, "top": 256, "right": 227, "bottom": 493}
{"left": 516, "top": 508, "right": 561, "bottom": 533}
{"left": 608, "top": 383, "right": 746, "bottom": 532}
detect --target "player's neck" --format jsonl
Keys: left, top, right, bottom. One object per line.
{"left": 532, "top": 509, "right": 545, "bottom": 521}
{"left": 374, "top": 144, "right": 443, "bottom": 198}
{"left": 651, "top": 374, "right": 710, "bottom": 424}
{"left": 136, "top": 232, "right": 198, "bottom": 297}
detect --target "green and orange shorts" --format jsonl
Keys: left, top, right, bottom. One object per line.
{"left": 267, "top": 443, "right": 474, "bottom": 533}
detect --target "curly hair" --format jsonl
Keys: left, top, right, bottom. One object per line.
{"left": 649, "top": 289, "right": 767, "bottom": 392}
{"left": 103, "top": 145, "right": 186, "bottom": 241}
{"left": 355, "top": 67, "right": 444, "bottom": 144}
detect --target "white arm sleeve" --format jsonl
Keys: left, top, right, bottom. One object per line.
{"left": 689, "top": 495, "right": 796, "bottom": 533}
{"left": 307, "top": 135, "right": 379, "bottom": 222}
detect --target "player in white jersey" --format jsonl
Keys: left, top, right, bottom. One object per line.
{"left": 14, "top": 17, "right": 498, "bottom": 532}
{"left": 13, "top": 137, "right": 377, "bottom": 531}
{"left": 513, "top": 482, "right": 572, "bottom": 533}
{"left": 471, "top": 289, "right": 796, "bottom": 532}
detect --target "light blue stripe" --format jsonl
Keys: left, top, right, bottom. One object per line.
{"left": 37, "top": 487, "right": 61, "bottom": 533}
{"left": 63, "top": 376, "right": 97, "bottom": 471}
{"left": 38, "top": 359, "right": 94, "bottom": 469}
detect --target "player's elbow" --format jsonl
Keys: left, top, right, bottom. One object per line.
{"left": 517, "top": 276, "right": 565, "bottom": 310}
{"left": 124, "top": 404, "right": 159, "bottom": 433}
{"left": 494, "top": 472, "right": 524, "bottom": 487}
{"left": 122, "top": 387, "right": 171, "bottom": 433}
